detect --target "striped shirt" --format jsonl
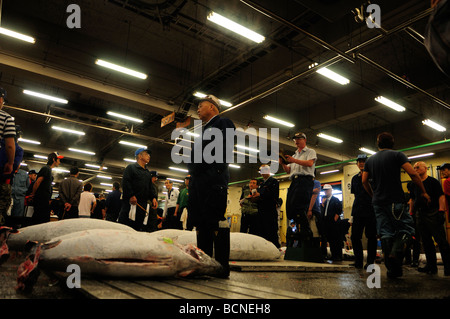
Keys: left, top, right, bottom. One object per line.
{"left": 0, "top": 110, "right": 16, "bottom": 139}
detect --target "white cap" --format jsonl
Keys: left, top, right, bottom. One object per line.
{"left": 323, "top": 184, "right": 332, "bottom": 190}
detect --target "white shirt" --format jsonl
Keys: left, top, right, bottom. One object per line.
{"left": 288, "top": 146, "right": 317, "bottom": 178}
{"left": 78, "top": 191, "right": 96, "bottom": 217}
{"left": 163, "top": 188, "right": 179, "bottom": 217}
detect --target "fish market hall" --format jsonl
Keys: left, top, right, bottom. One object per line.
{"left": 0, "top": 0, "right": 449, "bottom": 305}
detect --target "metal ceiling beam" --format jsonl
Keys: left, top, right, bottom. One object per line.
{"left": 224, "top": 4, "right": 441, "bottom": 116}
{"left": 240, "top": 0, "right": 356, "bottom": 64}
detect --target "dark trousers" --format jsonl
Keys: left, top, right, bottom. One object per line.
{"left": 31, "top": 198, "right": 50, "bottom": 225}
{"left": 257, "top": 209, "right": 280, "bottom": 248}
{"left": 286, "top": 175, "right": 313, "bottom": 239}
{"left": 117, "top": 200, "right": 147, "bottom": 231}
{"left": 163, "top": 207, "right": 182, "bottom": 229}
{"left": 197, "top": 227, "right": 230, "bottom": 276}
{"left": 351, "top": 213, "right": 377, "bottom": 266}
{"left": 417, "top": 209, "right": 450, "bottom": 271}
{"left": 404, "top": 213, "right": 421, "bottom": 264}
{"left": 62, "top": 206, "right": 79, "bottom": 219}
{"left": 240, "top": 213, "right": 258, "bottom": 235}
{"left": 144, "top": 208, "right": 159, "bottom": 232}
{"left": 323, "top": 219, "right": 342, "bottom": 260}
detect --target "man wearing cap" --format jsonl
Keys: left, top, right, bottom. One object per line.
{"left": 280, "top": 132, "right": 317, "bottom": 245}
{"left": 162, "top": 179, "right": 180, "bottom": 229}
{"left": 187, "top": 94, "right": 236, "bottom": 278}
{"left": 30, "top": 152, "right": 63, "bottom": 225}
{"left": 252, "top": 165, "right": 280, "bottom": 248}
{"left": 0, "top": 87, "right": 16, "bottom": 225}
{"left": 118, "top": 148, "right": 156, "bottom": 231}
{"left": 321, "top": 184, "right": 343, "bottom": 261}
{"left": 350, "top": 154, "right": 377, "bottom": 269}
{"left": 362, "top": 132, "right": 430, "bottom": 278}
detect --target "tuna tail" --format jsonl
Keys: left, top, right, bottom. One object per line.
{"left": 0, "top": 226, "right": 14, "bottom": 265}
{"left": 16, "top": 241, "right": 42, "bottom": 293}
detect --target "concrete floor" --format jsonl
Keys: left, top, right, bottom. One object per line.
{"left": 1, "top": 252, "right": 449, "bottom": 300}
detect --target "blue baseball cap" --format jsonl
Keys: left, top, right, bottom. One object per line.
{"left": 135, "top": 147, "right": 150, "bottom": 156}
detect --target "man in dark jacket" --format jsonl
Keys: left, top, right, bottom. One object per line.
{"left": 105, "top": 182, "right": 122, "bottom": 222}
{"left": 117, "top": 148, "right": 157, "bottom": 231}
{"left": 252, "top": 165, "right": 280, "bottom": 248}
{"left": 321, "top": 184, "right": 343, "bottom": 261}
{"left": 187, "top": 94, "right": 235, "bottom": 278}
{"left": 350, "top": 154, "right": 377, "bottom": 269}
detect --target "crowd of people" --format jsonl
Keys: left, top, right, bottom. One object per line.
{"left": 1, "top": 88, "right": 449, "bottom": 279}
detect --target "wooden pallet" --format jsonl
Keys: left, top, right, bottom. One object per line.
{"left": 53, "top": 273, "right": 321, "bottom": 299}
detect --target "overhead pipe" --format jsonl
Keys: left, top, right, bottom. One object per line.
{"left": 3, "top": 104, "right": 172, "bottom": 145}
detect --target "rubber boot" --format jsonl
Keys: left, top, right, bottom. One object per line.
{"left": 213, "top": 227, "right": 230, "bottom": 278}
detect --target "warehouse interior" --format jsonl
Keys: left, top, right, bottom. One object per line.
{"left": 0, "top": 0, "right": 449, "bottom": 302}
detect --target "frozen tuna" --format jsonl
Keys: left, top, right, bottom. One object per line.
{"left": 149, "top": 230, "right": 282, "bottom": 261}
{"left": 7, "top": 219, "right": 135, "bottom": 251}
{"left": 16, "top": 229, "right": 222, "bottom": 291}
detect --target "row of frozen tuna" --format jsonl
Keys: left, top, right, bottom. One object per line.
{"left": 0, "top": 219, "right": 281, "bottom": 291}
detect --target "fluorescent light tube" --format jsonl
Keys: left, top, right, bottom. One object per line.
{"left": 100, "top": 183, "right": 113, "bottom": 187}
{"left": 236, "top": 145, "right": 260, "bottom": 153}
{"left": 375, "top": 96, "right": 405, "bottom": 112}
{"left": 95, "top": 59, "right": 147, "bottom": 79}
{"left": 320, "top": 169, "right": 339, "bottom": 175}
{"left": 69, "top": 148, "right": 95, "bottom": 155}
{"left": 107, "top": 111, "right": 143, "bottom": 123}
{"left": 119, "top": 141, "right": 147, "bottom": 148}
{"left": 167, "top": 178, "right": 184, "bottom": 183}
{"left": 34, "top": 154, "right": 48, "bottom": 160}
{"left": 52, "top": 126, "right": 85, "bottom": 135}
{"left": 123, "top": 158, "right": 136, "bottom": 162}
{"left": 229, "top": 164, "right": 241, "bottom": 169}
{"left": 85, "top": 164, "right": 107, "bottom": 170}
{"left": 263, "top": 115, "right": 295, "bottom": 128}
{"left": 23, "top": 90, "right": 68, "bottom": 104}
{"left": 422, "top": 119, "right": 446, "bottom": 132}
{"left": 53, "top": 168, "right": 70, "bottom": 173}
{"left": 316, "top": 67, "right": 350, "bottom": 85}
{"left": 18, "top": 138, "right": 41, "bottom": 145}
{"left": 169, "top": 167, "right": 189, "bottom": 173}
{"left": 207, "top": 11, "right": 265, "bottom": 43}
{"left": 408, "top": 153, "right": 434, "bottom": 160}
{"left": 97, "top": 175, "right": 112, "bottom": 179}
{"left": 20, "top": 163, "right": 27, "bottom": 166}
{"left": 186, "top": 131, "right": 200, "bottom": 137}
{"left": 193, "top": 92, "right": 233, "bottom": 107}
{"left": 0, "top": 27, "right": 35, "bottom": 43}
{"left": 359, "top": 147, "right": 376, "bottom": 155}
{"left": 317, "top": 133, "right": 343, "bottom": 143}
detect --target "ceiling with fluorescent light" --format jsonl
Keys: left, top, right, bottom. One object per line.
{"left": 0, "top": 0, "right": 449, "bottom": 193}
